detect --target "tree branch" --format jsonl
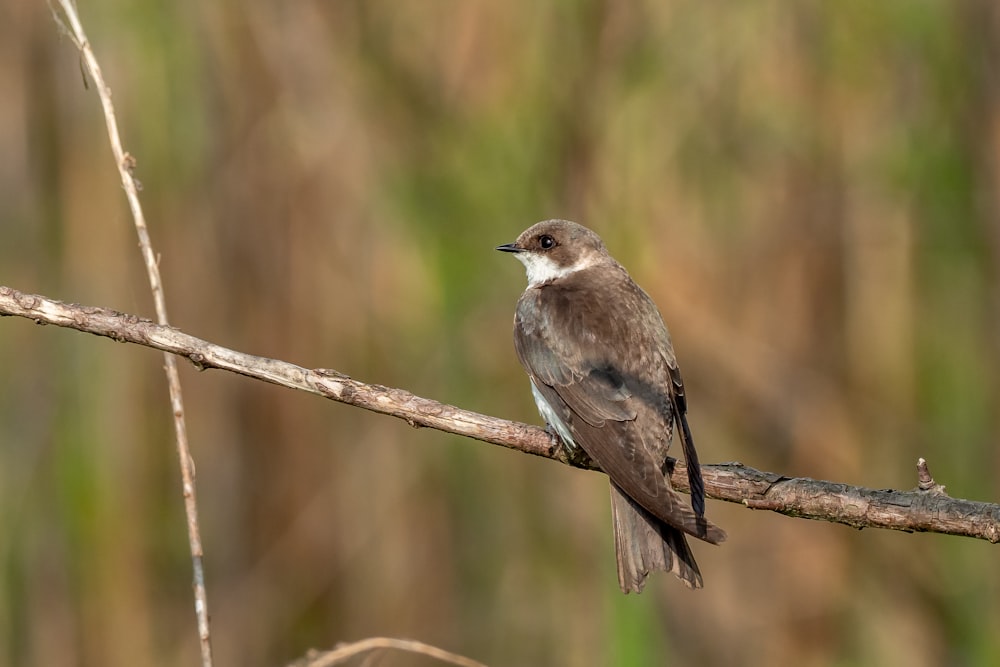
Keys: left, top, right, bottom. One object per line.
{"left": 2, "top": 285, "right": 999, "bottom": 544}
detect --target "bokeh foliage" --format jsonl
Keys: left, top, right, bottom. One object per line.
{"left": 1, "top": 1, "right": 999, "bottom": 665}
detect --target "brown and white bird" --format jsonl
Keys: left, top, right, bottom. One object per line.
{"left": 497, "top": 220, "right": 725, "bottom": 592}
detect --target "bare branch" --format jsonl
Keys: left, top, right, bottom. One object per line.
{"left": 3, "top": 285, "right": 999, "bottom": 545}
{"left": 287, "top": 638, "right": 489, "bottom": 667}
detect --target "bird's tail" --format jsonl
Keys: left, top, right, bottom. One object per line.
{"left": 611, "top": 483, "right": 702, "bottom": 592}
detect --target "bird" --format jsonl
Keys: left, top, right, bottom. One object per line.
{"left": 497, "top": 219, "right": 725, "bottom": 592}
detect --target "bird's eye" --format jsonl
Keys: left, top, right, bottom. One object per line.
{"left": 538, "top": 235, "right": 555, "bottom": 249}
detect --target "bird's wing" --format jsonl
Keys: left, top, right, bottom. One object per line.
{"left": 514, "top": 288, "right": 724, "bottom": 544}
{"left": 515, "top": 318, "right": 638, "bottom": 430}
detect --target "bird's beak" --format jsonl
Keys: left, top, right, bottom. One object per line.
{"left": 496, "top": 242, "right": 522, "bottom": 253}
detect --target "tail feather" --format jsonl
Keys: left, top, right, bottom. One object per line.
{"left": 611, "top": 484, "right": 702, "bottom": 593}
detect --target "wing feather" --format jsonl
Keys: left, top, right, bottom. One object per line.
{"left": 668, "top": 364, "right": 706, "bottom": 517}
{"left": 514, "top": 284, "right": 724, "bottom": 544}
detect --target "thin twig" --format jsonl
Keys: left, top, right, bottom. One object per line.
{"left": 3, "top": 286, "right": 999, "bottom": 545}
{"left": 49, "top": 3, "right": 213, "bottom": 665}
{"left": 287, "top": 637, "right": 489, "bottom": 667}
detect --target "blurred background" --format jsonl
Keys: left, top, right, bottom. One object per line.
{"left": 1, "top": 1, "right": 999, "bottom": 665}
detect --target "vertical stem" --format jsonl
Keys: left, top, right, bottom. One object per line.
{"left": 51, "top": 2, "right": 213, "bottom": 665}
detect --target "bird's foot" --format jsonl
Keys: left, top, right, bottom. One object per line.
{"left": 543, "top": 424, "right": 563, "bottom": 455}
{"left": 543, "top": 423, "right": 594, "bottom": 468}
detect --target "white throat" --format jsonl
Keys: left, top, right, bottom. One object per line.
{"left": 515, "top": 252, "right": 596, "bottom": 287}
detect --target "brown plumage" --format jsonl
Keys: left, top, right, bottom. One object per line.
{"left": 498, "top": 219, "right": 725, "bottom": 592}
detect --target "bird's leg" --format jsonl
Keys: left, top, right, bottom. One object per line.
{"left": 544, "top": 423, "right": 595, "bottom": 469}
{"left": 543, "top": 423, "right": 563, "bottom": 455}
{"left": 566, "top": 446, "right": 596, "bottom": 469}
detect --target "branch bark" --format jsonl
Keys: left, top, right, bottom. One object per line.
{"left": 2, "top": 285, "right": 999, "bottom": 544}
